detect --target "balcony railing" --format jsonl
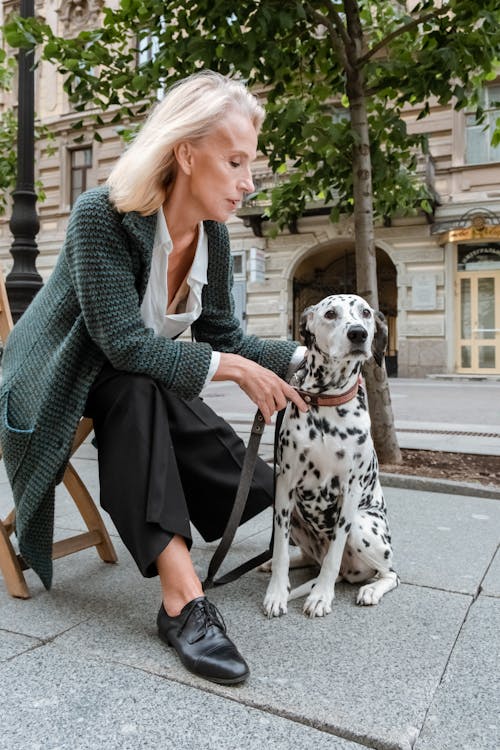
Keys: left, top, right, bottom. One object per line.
{"left": 238, "top": 152, "right": 438, "bottom": 236}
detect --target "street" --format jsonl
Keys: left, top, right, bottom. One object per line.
{"left": 203, "top": 377, "right": 500, "bottom": 430}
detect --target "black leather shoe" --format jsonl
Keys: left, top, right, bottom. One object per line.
{"left": 157, "top": 596, "right": 249, "bottom": 685}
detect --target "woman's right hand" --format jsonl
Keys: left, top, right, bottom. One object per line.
{"left": 213, "top": 353, "right": 308, "bottom": 424}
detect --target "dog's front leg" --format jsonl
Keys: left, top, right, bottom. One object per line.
{"left": 263, "top": 479, "right": 292, "bottom": 617}
{"left": 302, "top": 534, "right": 347, "bottom": 617}
{"left": 303, "top": 485, "right": 359, "bottom": 618}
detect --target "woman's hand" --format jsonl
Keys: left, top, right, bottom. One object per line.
{"left": 213, "top": 353, "right": 308, "bottom": 424}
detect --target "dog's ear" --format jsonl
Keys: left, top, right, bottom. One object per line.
{"left": 372, "top": 311, "right": 388, "bottom": 366}
{"left": 299, "top": 306, "right": 315, "bottom": 349}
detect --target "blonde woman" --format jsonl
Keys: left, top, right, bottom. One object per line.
{"left": 1, "top": 71, "right": 306, "bottom": 685}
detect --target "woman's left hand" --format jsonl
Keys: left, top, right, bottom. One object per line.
{"left": 213, "top": 353, "right": 308, "bottom": 424}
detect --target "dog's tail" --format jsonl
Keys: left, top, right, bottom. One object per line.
{"left": 288, "top": 574, "right": 345, "bottom": 601}
{"left": 288, "top": 578, "right": 317, "bottom": 601}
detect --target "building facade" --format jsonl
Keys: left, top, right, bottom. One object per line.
{"left": 1, "top": 0, "right": 499, "bottom": 377}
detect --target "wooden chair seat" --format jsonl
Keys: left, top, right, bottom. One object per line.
{"left": 0, "top": 273, "right": 117, "bottom": 598}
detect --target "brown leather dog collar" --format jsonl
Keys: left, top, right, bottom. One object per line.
{"left": 295, "top": 376, "right": 362, "bottom": 407}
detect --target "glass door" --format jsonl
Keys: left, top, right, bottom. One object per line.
{"left": 456, "top": 271, "right": 500, "bottom": 373}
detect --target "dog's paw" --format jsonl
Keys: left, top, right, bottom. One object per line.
{"left": 356, "top": 582, "right": 382, "bottom": 606}
{"left": 303, "top": 590, "right": 333, "bottom": 618}
{"left": 263, "top": 580, "right": 289, "bottom": 618}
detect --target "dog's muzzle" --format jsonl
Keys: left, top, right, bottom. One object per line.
{"left": 347, "top": 325, "right": 368, "bottom": 347}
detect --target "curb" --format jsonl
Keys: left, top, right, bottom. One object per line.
{"left": 380, "top": 472, "right": 500, "bottom": 500}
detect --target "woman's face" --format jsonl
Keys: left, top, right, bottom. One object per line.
{"left": 177, "top": 109, "right": 258, "bottom": 223}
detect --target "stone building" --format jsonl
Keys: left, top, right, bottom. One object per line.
{"left": 1, "top": 0, "right": 499, "bottom": 377}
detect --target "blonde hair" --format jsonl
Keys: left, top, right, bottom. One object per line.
{"left": 107, "top": 70, "right": 265, "bottom": 216}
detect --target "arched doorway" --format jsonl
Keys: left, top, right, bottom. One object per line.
{"left": 293, "top": 243, "right": 398, "bottom": 375}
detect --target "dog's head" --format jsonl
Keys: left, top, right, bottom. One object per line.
{"left": 300, "top": 294, "right": 387, "bottom": 366}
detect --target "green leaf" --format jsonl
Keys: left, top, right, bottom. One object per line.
{"left": 2, "top": 0, "right": 498, "bottom": 236}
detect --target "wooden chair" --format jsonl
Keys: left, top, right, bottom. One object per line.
{"left": 0, "top": 272, "right": 117, "bottom": 598}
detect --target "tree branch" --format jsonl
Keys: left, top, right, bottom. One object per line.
{"left": 358, "top": 6, "right": 449, "bottom": 66}
{"left": 325, "top": 0, "right": 352, "bottom": 50}
{"left": 303, "top": 2, "right": 348, "bottom": 68}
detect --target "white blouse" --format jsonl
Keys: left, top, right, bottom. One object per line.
{"left": 140, "top": 209, "right": 305, "bottom": 388}
{"left": 140, "top": 209, "right": 220, "bottom": 383}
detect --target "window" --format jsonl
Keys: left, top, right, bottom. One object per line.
{"left": 137, "top": 33, "right": 160, "bottom": 67}
{"left": 136, "top": 21, "right": 166, "bottom": 99}
{"left": 465, "top": 85, "right": 500, "bottom": 165}
{"left": 232, "top": 252, "right": 245, "bottom": 277}
{"left": 70, "top": 146, "right": 92, "bottom": 206}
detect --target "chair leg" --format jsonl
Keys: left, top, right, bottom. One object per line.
{"left": 62, "top": 462, "right": 118, "bottom": 563}
{"left": 71, "top": 417, "right": 94, "bottom": 454}
{"left": 0, "top": 516, "right": 30, "bottom": 599}
{"left": 0, "top": 419, "right": 117, "bottom": 598}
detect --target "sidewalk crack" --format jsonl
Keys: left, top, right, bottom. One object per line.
{"left": 412, "top": 543, "right": 499, "bottom": 747}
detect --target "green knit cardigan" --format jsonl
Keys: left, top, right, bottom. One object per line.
{"left": 0, "top": 186, "right": 297, "bottom": 589}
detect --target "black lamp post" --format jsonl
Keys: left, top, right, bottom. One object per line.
{"left": 6, "top": 0, "right": 43, "bottom": 322}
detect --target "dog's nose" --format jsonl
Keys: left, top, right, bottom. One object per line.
{"left": 347, "top": 325, "right": 368, "bottom": 344}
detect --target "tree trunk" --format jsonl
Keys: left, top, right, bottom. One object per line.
{"left": 344, "top": 0, "right": 402, "bottom": 464}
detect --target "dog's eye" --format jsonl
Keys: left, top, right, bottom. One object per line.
{"left": 362, "top": 308, "right": 371, "bottom": 318}
{"left": 324, "top": 309, "right": 337, "bottom": 320}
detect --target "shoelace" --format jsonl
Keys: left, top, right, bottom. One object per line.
{"left": 181, "top": 598, "right": 227, "bottom": 641}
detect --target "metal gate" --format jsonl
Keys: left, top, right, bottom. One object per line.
{"left": 292, "top": 251, "right": 357, "bottom": 338}
{"left": 292, "top": 250, "right": 398, "bottom": 375}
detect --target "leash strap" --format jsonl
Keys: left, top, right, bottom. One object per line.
{"left": 203, "top": 409, "right": 267, "bottom": 589}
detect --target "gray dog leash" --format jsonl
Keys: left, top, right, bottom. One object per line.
{"left": 203, "top": 409, "right": 275, "bottom": 589}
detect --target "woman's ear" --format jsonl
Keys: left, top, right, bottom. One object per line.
{"left": 173, "top": 141, "right": 193, "bottom": 176}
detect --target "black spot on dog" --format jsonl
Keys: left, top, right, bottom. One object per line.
{"left": 347, "top": 427, "right": 362, "bottom": 436}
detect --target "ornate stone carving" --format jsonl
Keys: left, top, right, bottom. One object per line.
{"left": 34, "top": 0, "right": 46, "bottom": 22}
{"left": 57, "top": 0, "right": 104, "bottom": 34}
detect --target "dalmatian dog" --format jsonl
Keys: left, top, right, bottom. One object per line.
{"left": 263, "top": 294, "right": 398, "bottom": 618}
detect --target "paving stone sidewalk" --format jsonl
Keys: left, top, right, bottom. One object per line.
{"left": 1, "top": 436, "right": 499, "bottom": 750}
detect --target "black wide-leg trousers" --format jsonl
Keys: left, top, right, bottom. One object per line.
{"left": 84, "top": 363, "right": 273, "bottom": 577}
